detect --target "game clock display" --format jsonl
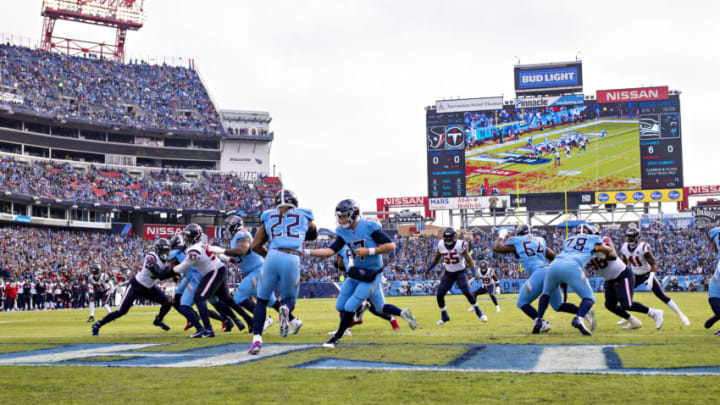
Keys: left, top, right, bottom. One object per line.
{"left": 427, "top": 116, "right": 466, "bottom": 197}
{"left": 638, "top": 97, "right": 683, "bottom": 189}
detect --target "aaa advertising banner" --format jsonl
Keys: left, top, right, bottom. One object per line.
{"left": 595, "top": 189, "right": 683, "bottom": 204}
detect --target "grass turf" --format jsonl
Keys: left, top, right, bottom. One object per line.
{"left": 1, "top": 292, "right": 719, "bottom": 404}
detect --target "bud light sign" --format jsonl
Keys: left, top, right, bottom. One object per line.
{"left": 515, "top": 61, "right": 583, "bottom": 95}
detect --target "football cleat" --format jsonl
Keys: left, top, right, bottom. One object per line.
{"left": 400, "top": 308, "right": 418, "bottom": 330}
{"left": 467, "top": 306, "right": 474, "bottom": 312}
{"left": 714, "top": 329, "right": 720, "bottom": 336}
{"left": 532, "top": 318, "right": 543, "bottom": 334}
{"left": 222, "top": 321, "right": 233, "bottom": 332}
{"left": 323, "top": 337, "right": 340, "bottom": 348}
{"left": 248, "top": 340, "right": 262, "bottom": 355}
{"left": 616, "top": 318, "right": 628, "bottom": 326}
{"left": 328, "top": 329, "right": 351, "bottom": 337}
{"left": 91, "top": 322, "right": 100, "bottom": 336}
{"left": 278, "top": 305, "right": 290, "bottom": 337}
{"left": 349, "top": 318, "right": 363, "bottom": 328}
{"left": 572, "top": 316, "right": 592, "bottom": 336}
{"left": 289, "top": 318, "right": 303, "bottom": 335}
{"left": 496, "top": 306, "right": 501, "bottom": 313}
{"left": 87, "top": 316, "right": 95, "bottom": 323}
{"left": 153, "top": 316, "right": 170, "bottom": 331}
{"left": 480, "top": 315, "right": 488, "bottom": 322}
{"left": 183, "top": 320, "right": 191, "bottom": 331}
{"left": 622, "top": 316, "right": 643, "bottom": 330}
{"left": 263, "top": 316, "right": 274, "bottom": 331}
{"left": 390, "top": 317, "right": 400, "bottom": 330}
{"left": 584, "top": 308, "right": 597, "bottom": 332}
{"left": 437, "top": 311, "right": 450, "bottom": 325}
{"left": 648, "top": 309, "right": 664, "bottom": 330}
{"left": 540, "top": 320, "right": 552, "bottom": 333}
{"left": 189, "top": 329, "right": 212, "bottom": 338}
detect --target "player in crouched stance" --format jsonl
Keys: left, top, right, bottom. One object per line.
{"left": 620, "top": 227, "right": 690, "bottom": 326}
{"left": 470, "top": 261, "right": 501, "bottom": 313}
{"left": 533, "top": 224, "right": 613, "bottom": 336}
{"left": 92, "top": 238, "right": 174, "bottom": 336}
{"left": 704, "top": 227, "right": 720, "bottom": 335}
{"left": 493, "top": 225, "right": 582, "bottom": 333}
{"left": 588, "top": 236, "right": 664, "bottom": 330}
{"left": 426, "top": 228, "right": 486, "bottom": 324}
{"left": 305, "top": 199, "right": 417, "bottom": 348}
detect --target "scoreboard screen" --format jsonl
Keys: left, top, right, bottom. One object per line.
{"left": 426, "top": 91, "right": 683, "bottom": 198}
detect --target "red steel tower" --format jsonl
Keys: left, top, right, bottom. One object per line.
{"left": 40, "top": 0, "right": 144, "bottom": 62}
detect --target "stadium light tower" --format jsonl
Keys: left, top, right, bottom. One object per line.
{"left": 40, "top": 0, "right": 144, "bottom": 63}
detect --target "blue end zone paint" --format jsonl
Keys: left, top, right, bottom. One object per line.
{"left": 603, "top": 346, "right": 623, "bottom": 369}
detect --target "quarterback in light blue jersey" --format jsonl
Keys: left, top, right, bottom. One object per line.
{"left": 704, "top": 227, "right": 720, "bottom": 335}
{"left": 305, "top": 199, "right": 418, "bottom": 348}
{"left": 533, "top": 224, "right": 614, "bottom": 336}
{"left": 494, "top": 225, "right": 580, "bottom": 333}
{"left": 245, "top": 190, "right": 317, "bottom": 355}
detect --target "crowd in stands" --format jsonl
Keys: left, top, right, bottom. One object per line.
{"left": 0, "top": 223, "right": 717, "bottom": 310}
{"left": 0, "top": 155, "right": 281, "bottom": 211}
{"left": 0, "top": 44, "right": 222, "bottom": 134}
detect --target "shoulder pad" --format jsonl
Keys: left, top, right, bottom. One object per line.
{"left": 260, "top": 209, "right": 275, "bottom": 222}
{"left": 365, "top": 219, "right": 381, "bottom": 232}
{"left": 185, "top": 249, "right": 202, "bottom": 260}
{"left": 234, "top": 230, "right": 251, "bottom": 240}
{"left": 296, "top": 208, "right": 314, "bottom": 221}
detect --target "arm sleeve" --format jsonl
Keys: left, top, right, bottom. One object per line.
{"left": 305, "top": 226, "right": 318, "bottom": 241}
{"left": 328, "top": 236, "right": 347, "bottom": 254}
{"left": 173, "top": 251, "right": 199, "bottom": 274}
{"left": 370, "top": 230, "right": 392, "bottom": 245}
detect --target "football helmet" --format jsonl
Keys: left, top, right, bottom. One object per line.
{"left": 575, "top": 223, "right": 599, "bottom": 235}
{"left": 275, "top": 189, "right": 298, "bottom": 209}
{"left": 335, "top": 199, "right": 360, "bottom": 229}
{"left": 90, "top": 264, "right": 101, "bottom": 275}
{"left": 182, "top": 223, "right": 203, "bottom": 245}
{"left": 155, "top": 238, "right": 171, "bottom": 261}
{"left": 442, "top": 227, "right": 457, "bottom": 246}
{"left": 515, "top": 224, "right": 531, "bottom": 236}
{"left": 625, "top": 227, "right": 640, "bottom": 249}
{"left": 169, "top": 234, "right": 184, "bottom": 251}
{"left": 224, "top": 215, "right": 244, "bottom": 238}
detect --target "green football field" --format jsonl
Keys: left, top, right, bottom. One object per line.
{"left": 465, "top": 120, "right": 641, "bottom": 195}
{"left": 1, "top": 292, "right": 720, "bottom": 404}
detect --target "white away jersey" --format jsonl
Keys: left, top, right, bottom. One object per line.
{"left": 175, "top": 238, "right": 224, "bottom": 276}
{"left": 589, "top": 237, "right": 626, "bottom": 281}
{"left": 478, "top": 267, "right": 496, "bottom": 286}
{"left": 620, "top": 241, "right": 652, "bottom": 275}
{"left": 135, "top": 252, "right": 166, "bottom": 289}
{"left": 88, "top": 273, "right": 112, "bottom": 291}
{"left": 437, "top": 240, "right": 468, "bottom": 272}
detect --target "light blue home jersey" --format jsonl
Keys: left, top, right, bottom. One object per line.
{"left": 555, "top": 233, "right": 604, "bottom": 268}
{"left": 505, "top": 235, "right": 548, "bottom": 276}
{"left": 336, "top": 219, "right": 384, "bottom": 271}
{"left": 709, "top": 227, "right": 720, "bottom": 255}
{"left": 230, "top": 229, "right": 264, "bottom": 275}
{"left": 261, "top": 207, "right": 314, "bottom": 252}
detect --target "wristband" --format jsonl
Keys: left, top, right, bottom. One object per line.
{"left": 303, "top": 249, "right": 311, "bottom": 257}
{"left": 368, "top": 247, "right": 376, "bottom": 255}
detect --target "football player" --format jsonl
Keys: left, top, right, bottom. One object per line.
{"left": 533, "top": 224, "right": 614, "bottom": 335}
{"left": 704, "top": 227, "right": 720, "bottom": 335}
{"left": 470, "top": 261, "right": 500, "bottom": 313}
{"left": 86, "top": 264, "right": 114, "bottom": 322}
{"left": 588, "top": 235, "right": 664, "bottom": 330}
{"left": 211, "top": 215, "right": 295, "bottom": 333}
{"left": 427, "top": 228, "right": 486, "bottom": 325}
{"left": 92, "top": 238, "right": 175, "bottom": 336}
{"left": 247, "top": 190, "right": 316, "bottom": 354}
{"left": 620, "top": 227, "right": 690, "bottom": 326}
{"left": 305, "top": 199, "right": 417, "bottom": 348}
{"left": 327, "top": 245, "right": 399, "bottom": 337}
{"left": 492, "top": 225, "right": 583, "bottom": 333}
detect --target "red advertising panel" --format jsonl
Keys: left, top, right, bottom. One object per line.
{"left": 596, "top": 86, "right": 668, "bottom": 103}
{"left": 375, "top": 196, "right": 434, "bottom": 220}
{"left": 143, "top": 224, "right": 218, "bottom": 240}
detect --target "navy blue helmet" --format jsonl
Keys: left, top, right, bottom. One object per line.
{"left": 335, "top": 199, "right": 360, "bottom": 229}
{"left": 182, "top": 223, "right": 203, "bottom": 245}
{"left": 625, "top": 227, "right": 640, "bottom": 248}
{"left": 155, "top": 238, "right": 171, "bottom": 261}
{"left": 275, "top": 189, "right": 298, "bottom": 209}
{"left": 90, "top": 264, "right": 101, "bottom": 274}
{"left": 443, "top": 227, "right": 457, "bottom": 246}
{"left": 224, "top": 215, "right": 244, "bottom": 238}
{"left": 169, "top": 234, "right": 184, "bottom": 251}
{"left": 515, "top": 224, "right": 531, "bottom": 236}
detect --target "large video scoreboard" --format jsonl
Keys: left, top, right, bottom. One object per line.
{"left": 426, "top": 87, "right": 684, "bottom": 199}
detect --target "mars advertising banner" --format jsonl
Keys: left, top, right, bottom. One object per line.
{"left": 595, "top": 189, "right": 683, "bottom": 204}
{"left": 429, "top": 195, "right": 510, "bottom": 210}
